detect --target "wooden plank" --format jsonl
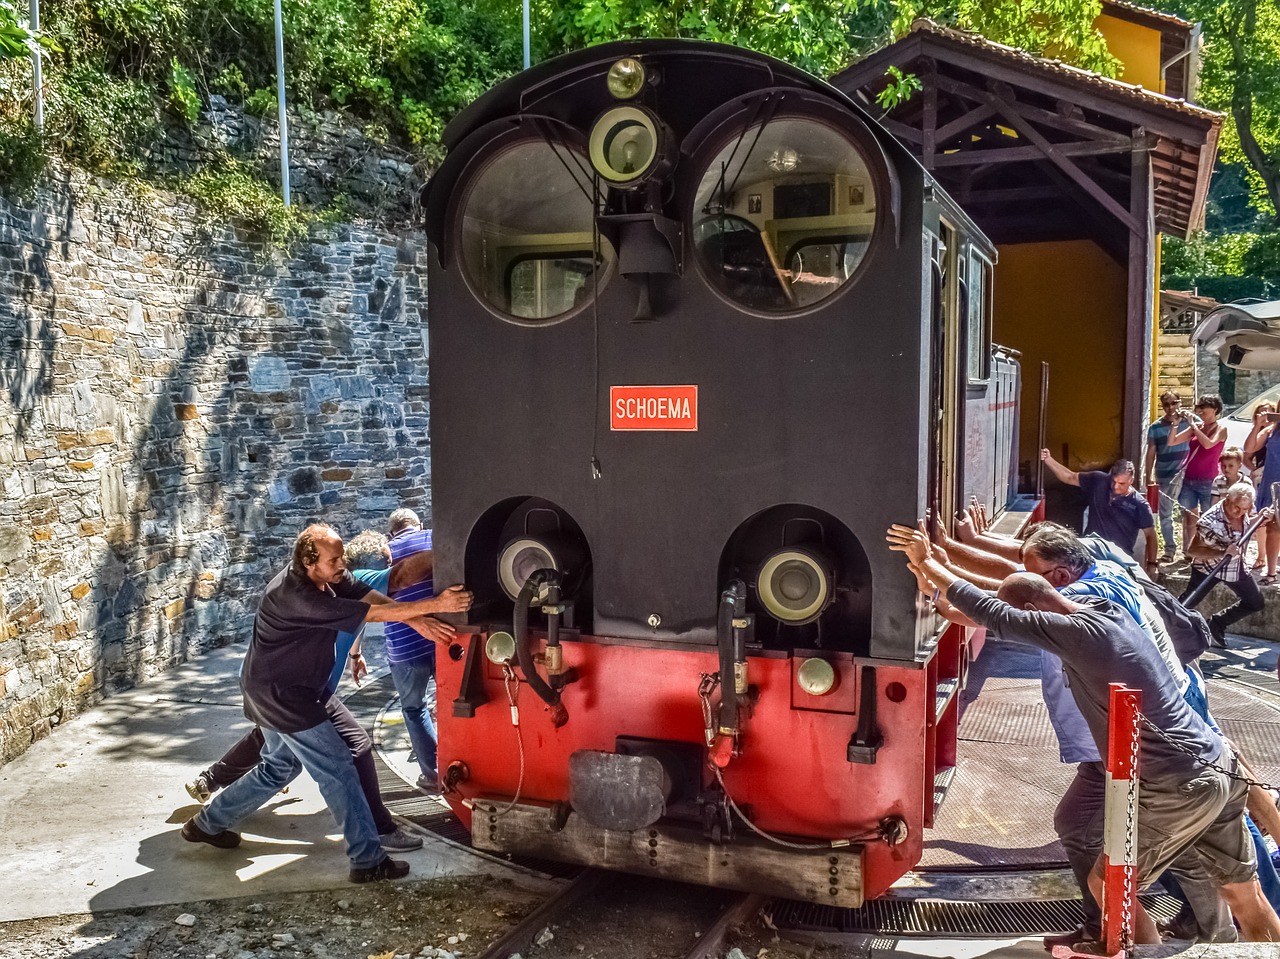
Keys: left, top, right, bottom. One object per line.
{"left": 934, "top": 103, "right": 997, "bottom": 144}
{"left": 930, "top": 140, "right": 1133, "bottom": 166}
{"left": 988, "top": 93, "right": 1143, "bottom": 235}
{"left": 684, "top": 894, "right": 767, "bottom": 959}
{"left": 471, "top": 798, "right": 865, "bottom": 908}
{"left": 923, "top": 58, "right": 938, "bottom": 169}
{"left": 1123, "top": 138, "right": 1153, "bottom": 462}
{"left": 882, "top": 118, "right": 924, "bottom": 145}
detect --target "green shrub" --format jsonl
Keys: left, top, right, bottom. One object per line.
{"left": 168, "top": 58, "right": 201, "bottom": 124}
{"left": 0, "top": 118, "right": 49, "bottom": 198}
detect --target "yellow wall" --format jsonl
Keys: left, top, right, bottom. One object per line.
{"left": 1096, "top": 13, "right": 1165, "bottom": 93}
{"left": 994, "top": 240, "right": 1128, "bottom": 472}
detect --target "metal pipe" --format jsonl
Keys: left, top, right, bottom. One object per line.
{"left": 1036, "top": 360, "right": 1049, "bottom": 497}
{"left": 273, "top": 0, "right": 291, "bottom": 206}
{"left": 522, "top": 0, "right": 530, "bottom": 69}
{"left": 29, "top": 0, "right": 42, "bottom": 131}
{"left": 513, "top": 568, "right": 567, "bottom": 726}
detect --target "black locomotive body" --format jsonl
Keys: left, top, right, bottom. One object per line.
{"left": 423, "top": 40, "right": 1021, "bottom": 905}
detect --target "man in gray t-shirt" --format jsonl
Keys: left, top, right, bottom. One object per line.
{"left": 895, "top": 533, "right": 1280, "bottom": 944}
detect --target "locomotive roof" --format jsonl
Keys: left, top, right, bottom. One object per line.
{"left": 424, "top": 39, "right": 993, "bottom": 259}
{"left": 439, "top": 39, "right": 855, "bottom": 152}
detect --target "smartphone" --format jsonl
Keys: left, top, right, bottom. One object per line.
{"left": 1267, "top": 412, "right": 1280, "bottom": 424}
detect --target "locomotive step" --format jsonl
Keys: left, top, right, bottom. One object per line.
{"left": 935, "top": 677, "right": 961, "bottom": 720}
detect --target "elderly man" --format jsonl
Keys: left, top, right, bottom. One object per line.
{"left": 1183, "top": 482, "right": 1268, "bottom": 647}
{"left": 895, "top": 535, "right": 1280, "bottom": 945}
{"left": 1040, "top": 449, "right": 1158, "bottom": 573}
{"left": 181, "top": 524, "right": 471, "bottom": 883}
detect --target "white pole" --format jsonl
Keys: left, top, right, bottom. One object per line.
{"left": 273, "top": 0, "right": 291, "bottom": 206}
{"left": 29, "top": 0, "right": 42, "bottom": 130}
{"left": 519, "top": 0, "right": 529, "bottom": 69}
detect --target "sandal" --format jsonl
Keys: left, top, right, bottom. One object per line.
{"left": 1262, "top": 575, "right": 1278, "bottom": 587}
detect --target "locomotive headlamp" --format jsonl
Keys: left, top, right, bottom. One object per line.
{"left": 498, "top": 536, "right": 565, "bottom": 602}
{"left": 797, "top": 657, "right": 838, "bottom": 696}
{"left": 756, "top": 546, "right": 836, "bottom": 625}
{"left": 589, "top": 106, "right": 668, "bottom": 185}
{"left": 485, "top": 630, "right": 517, "bottom": 665}
{"left": 606, "top": 58, "right": 646, "bottom": 99}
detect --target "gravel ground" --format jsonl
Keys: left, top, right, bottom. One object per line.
{"left": 0, "top": 875, "right": 548, "bottom": 959}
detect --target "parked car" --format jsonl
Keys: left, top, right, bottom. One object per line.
{"left": 1221, "top": 382, "right": 1280, "bottom": 455}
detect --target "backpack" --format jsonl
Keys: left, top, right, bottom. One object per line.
{"left": 1137, "top": 577, "right": 1211, "bottom": 664}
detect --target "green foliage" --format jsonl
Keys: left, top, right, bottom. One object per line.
{"left": 45, "top": 65, "right": 160, "bottom": 176}
{"left": 891, "top": 0, "right": 1118, "bottom": 75}
{"left": 0, "top": 117, "right": 49, "bottom": 198}
{"left": 182, "top": 155, "right": 314, "bottom": 249}
{"left": 213, "top": 62, "right": 249, "bottom": 100}
{"left": 1162, "top": 231, "right": 1280, "bottom": 301}
{"left": 168, "top": 58, "right": 200, "bottom": 124}
{"left": 538, "top": 0, "right": 870, "bottom": 77}
{"left": 1163, "top": 0, "right": 1280, "bottom": 221}
{"left": 245, "top": 86, "right": 278, "bottom": 118}
{"left": 0, "top": 2, "right": 30, "bottom": 60}
{"left": 876, "top": 65, "right": 923, "bottom": 109}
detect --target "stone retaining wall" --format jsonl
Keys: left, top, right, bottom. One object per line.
{"left": 0, "top": 170, "right": 430, "bottom": 765}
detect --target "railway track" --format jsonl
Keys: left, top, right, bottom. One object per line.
{"left": 475, "top": 869, "right": 767, "bottom": 959}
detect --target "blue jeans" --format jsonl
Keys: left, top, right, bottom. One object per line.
{"left": 1178, "top": 478, "right": 1214, "bottom": 514}
{"left": 194, "top": 721, "right": 384, "bottom": 869}
{"left": 390, "top": 656, "right": 438, "bottom": 780}
{"left": 1157, "top": 476, "right": 1179, "bottom": 549}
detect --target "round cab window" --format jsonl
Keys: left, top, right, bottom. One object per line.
{"left": 692, "top": 117, "right": 877, "bottom": 313}
{"left": 460, "top": 140, "right": 614, "bottom": 323}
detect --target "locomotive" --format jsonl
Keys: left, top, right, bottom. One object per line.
{"left": 422, "top": 40, "right": 1024, "bottom": 906}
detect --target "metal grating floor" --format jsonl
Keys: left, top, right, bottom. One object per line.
{"left": 771, "top": 894, "right": 1180, "bottom": 938}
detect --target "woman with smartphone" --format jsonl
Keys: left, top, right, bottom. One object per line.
{"left": 1171, "top": 395, "right": 1228, "bottom": 561}
{"left": 1244, "top": 402, "right": 1280, "bottom": 584}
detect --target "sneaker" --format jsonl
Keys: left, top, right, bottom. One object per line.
{"left": 1209, "top": 618, "right": 1228, "bottom": 648}
{"left": 349, "top": 856, "right": 410, "bottom": 884}
{"left": 379, "top": 826, "right": 424, "bottom": 852}
{"left": 185, "top": 773, "right": 214, "bottom": 803}
{"left": 416, "top": 773, "right": 440, "bottom": 795}
{"left": 181, "top": 818, "right": 241, "bottom": 849}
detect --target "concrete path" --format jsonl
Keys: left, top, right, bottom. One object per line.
{"left": 0, "top": 640, "right": 545, "bottom": 924}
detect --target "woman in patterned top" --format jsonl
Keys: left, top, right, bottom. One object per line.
{"left": 1184, "top": 483, "right": 1270, "bottom": 646}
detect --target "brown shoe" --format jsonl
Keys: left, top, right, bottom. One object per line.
{"left": 349, "top": 857, "right": 410, "bottom": 884}
{"left": 181, "top": 819, "right": 241, "bottom": 849}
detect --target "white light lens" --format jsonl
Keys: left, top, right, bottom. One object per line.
{"left": 589, "top": 106, "right": 659, "bottom": 183}
{"left": 607, "top": 58, "right": 646, "bottom": 99}
{"left": 485, "top": 631, "right": 516, "bottom": 664}
{"left": 757, "top": 547, "right": 833, "bottom": 624}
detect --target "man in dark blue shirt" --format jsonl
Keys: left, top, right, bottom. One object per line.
{"left": 1040, "top": 450, "right": 1158, "bottom": 573}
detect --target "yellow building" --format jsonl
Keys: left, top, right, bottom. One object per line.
{"left": 833, "top": 3, "right": 1219, "bottom": 488}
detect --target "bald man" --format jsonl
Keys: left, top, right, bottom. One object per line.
{"left": 182, "top": 523, "right": 470, "bottom": 884}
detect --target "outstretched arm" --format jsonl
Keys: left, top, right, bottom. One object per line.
{"left": 1039, "top": 448, "right": 1080, "bottom": 487}
{"left": 363, "top": 584, "right": 472, "bottom": 622}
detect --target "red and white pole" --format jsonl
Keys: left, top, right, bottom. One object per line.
{"left": 1053, "top": 682, "right": 1141, "bottom": 959}
{"left": 1102, "top": 683, "right": 1142, "bottom": 956}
